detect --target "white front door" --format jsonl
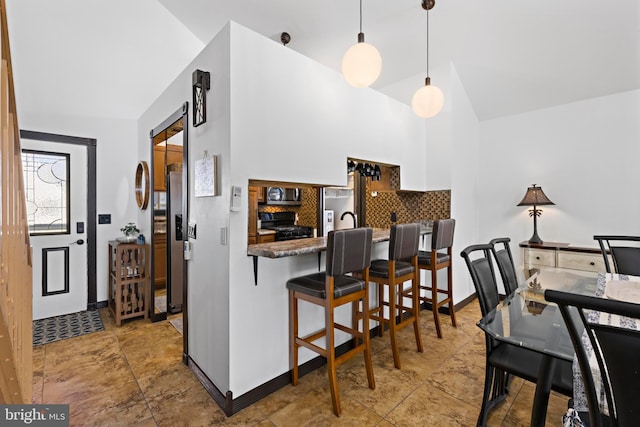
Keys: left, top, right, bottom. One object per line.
{"left": 21, "top": 139, "right": 88, "bottom": 320}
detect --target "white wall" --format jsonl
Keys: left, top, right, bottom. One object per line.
{"left": 448, "top": 65, "right": 480, "bottom": 303}
{"left": 19, "top": 111, "right": 138, "bottom": 302}
{"left": 136, "top": 24, "right": 233, "bottom": 393}
{"left": 479, "top": 90, "right": 640, "bottom": 270}
{"left": 424, "top": 112, "right": 452, "bottom": 191}
{"left": 226, "top": 23, "right": 427, "bottom": 396}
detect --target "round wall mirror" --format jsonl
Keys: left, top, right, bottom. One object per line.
{"left": 135, "top": 161, "right": 150, "bottom": 210}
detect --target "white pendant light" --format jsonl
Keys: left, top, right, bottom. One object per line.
{"left": 412, "top": 77, "right": 444, "bottom": 118}
{"left": 412, "top": 0, "right": 443, "bottom": 118}
{"left": 342, "top": 0, "right": 382, "bottom": 88}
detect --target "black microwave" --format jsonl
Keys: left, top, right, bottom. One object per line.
{"left": 266, "top": 187, "right": 302, "bottom": 206}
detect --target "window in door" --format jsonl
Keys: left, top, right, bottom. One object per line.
{"left": 21, "top": 150, "right": 70, "bottom": 235}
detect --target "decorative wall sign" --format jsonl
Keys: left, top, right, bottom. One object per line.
{"left": 192, "top": 69, "right": 211, "bottom": 127}
{"left": 194, "top": 151, "right": 218, "bottom": 197}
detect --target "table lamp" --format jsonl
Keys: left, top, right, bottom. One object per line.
{"left": 517, "top": 184, "right": 555, "bottom": 244}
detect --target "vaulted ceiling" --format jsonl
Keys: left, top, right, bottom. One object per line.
{"left": 6, "top": 0, "right": 639, "bottom": 122}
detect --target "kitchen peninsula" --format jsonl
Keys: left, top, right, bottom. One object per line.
{"left": 247, "top": 226, "right": 432, "bottom": 285}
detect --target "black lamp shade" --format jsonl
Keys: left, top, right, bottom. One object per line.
{"left": 518, "top": 184, "right": 554, "bottom": 244}
{"left": 517, "top": 184, "right": 554, "bottom": 207}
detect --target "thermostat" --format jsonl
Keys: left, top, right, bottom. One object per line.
{"left": 231, "top": 186, "right": 242, "bottom": 212}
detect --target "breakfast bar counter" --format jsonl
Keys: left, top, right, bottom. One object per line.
{"left": 247, "top": 228, "right": 392, "bottom": 258}
{"left": 247, "top": 226, "right": 432, "bottom": 285}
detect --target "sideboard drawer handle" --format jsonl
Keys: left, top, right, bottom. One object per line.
{"left": 590, "top": 261, "right": 595, "bottom": 266}
{"left": 536, "top": 256, "right": 540, "bottom": 260}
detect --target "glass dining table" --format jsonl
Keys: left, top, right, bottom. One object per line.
{"left": 477, "top": 269, "right": 602, "bottom": 427}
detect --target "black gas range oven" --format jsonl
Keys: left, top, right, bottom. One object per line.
{"left": 258, "top": 212, "right": 313, "bottom": 241}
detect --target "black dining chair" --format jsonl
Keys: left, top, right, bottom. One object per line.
{"left": 593, "top": 235, "right": 640, "bottom": 276}
{"left": 546, "top": 289, "right": 640, "bottom": 427}
{"left": 489, "top": 237, "right": 518, "bottom": 295}
{"left": 460, "top": 244, "right": 573, "bottom": 427}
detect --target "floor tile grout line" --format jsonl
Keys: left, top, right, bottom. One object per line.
{"left": 375, "top": 331, "right": 483, "bottom": 423}
{"left": 110, "top": 316, "right": 160, "bottom": 426}
{"left": 37, "top": 345, "right": 46, "bottom": 404}
{"left": 34, "top": 300, "right": 570, "bottom": 425}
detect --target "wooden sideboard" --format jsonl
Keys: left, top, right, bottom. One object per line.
{"left": 520, "top": 241, "right": 613, "bottom": 276}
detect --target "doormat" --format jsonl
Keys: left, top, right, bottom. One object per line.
{"left": 33, "top": 310, "right": 104, "bottom": 347}
{"left": 169, "top": 317, "right": 183, "bottom": 336}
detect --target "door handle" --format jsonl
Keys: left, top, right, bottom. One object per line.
{"left": 70, "top": 239, "right": 85, "bottom": 245}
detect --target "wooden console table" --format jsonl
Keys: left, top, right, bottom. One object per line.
{"left": 108, "top": 241, "right": 150, "bottom": 325}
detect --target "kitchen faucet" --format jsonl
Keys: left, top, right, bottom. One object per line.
{"left": 340, "top": 211, "right": 357, "bottom": 228}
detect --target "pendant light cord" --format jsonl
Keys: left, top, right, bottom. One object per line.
{"left": 426, "top": 8, "right": 430, "bottom": 78}
{"left": 359, "top": 0, "right": 363, "bottom": 34}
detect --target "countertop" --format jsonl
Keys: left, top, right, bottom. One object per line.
{"left": 248, "top": 226, "right": 431, "bottom": 259}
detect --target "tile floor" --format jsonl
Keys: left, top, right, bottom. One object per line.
{"left": 32, "top": 300, "right": 569, "bottom": 426}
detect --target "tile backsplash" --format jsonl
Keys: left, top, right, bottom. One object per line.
{"left": 256, "top": 185, "right": 450, "bottom": 230}
{"left": 365, "top": 184, "right": 450, "bottom": 229}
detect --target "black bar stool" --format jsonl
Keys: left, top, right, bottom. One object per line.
{"left": 416, "top": 218, "right": 456, "bottom": 338}
{"left": 287, "top": 227, "right": 374, "bottom": 417}
{"left": 367, "top": 223, "right": 423, "bottom": 369}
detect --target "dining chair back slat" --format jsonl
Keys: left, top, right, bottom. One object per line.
{"left": 461, "top": 244, "right": 499, "bottom": 317}
{"left": 489, "top": 238, "right": 518, "bottom": 295}
{"left": 545, "top": 289, "right": 640, "bottom": 427}
{"left": 593, "top": 235, "right": 640, "bottom": 276}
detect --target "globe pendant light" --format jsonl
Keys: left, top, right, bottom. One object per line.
{"left": 412, "top": 0, "right": 444, "bottom": 118}
{"left": 342, "top": 0, "right": 382, "bottom": 88}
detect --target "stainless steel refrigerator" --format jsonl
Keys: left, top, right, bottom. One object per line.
{"left": 166, "top": 171, "right": 184, "bottom": 313}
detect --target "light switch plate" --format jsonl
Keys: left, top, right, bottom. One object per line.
{"left": 220, "top": 227, "right": 228, "bottom": 245}
{"left": 188, "top": 221, "right": 197, "bottom": 239}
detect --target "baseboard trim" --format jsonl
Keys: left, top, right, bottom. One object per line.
{"left": 419, "top": 292, "right": 476, "bottom": 315}
{"left": 187, "top": 356, "right": 233, "bottom": 416}
{"left": 88, "top": 300, "right": 108, "bottom": 310}
{"left": 189, "top": 294, "right": 478, "bottom": 417}
{"left": 188, "top": 338, "right": 357, "bottom": 417}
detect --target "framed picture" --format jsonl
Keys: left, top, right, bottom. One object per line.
{"left": 194, "top": 153, "right": 218, "bottom": 197}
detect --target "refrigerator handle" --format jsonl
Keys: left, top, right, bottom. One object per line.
{"left": 175, "top": 214, "right": 183, "bottom": 241}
